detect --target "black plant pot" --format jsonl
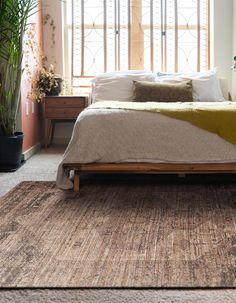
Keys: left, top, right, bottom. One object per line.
{"left": 46, "top": 78, "right": 63, "bottom": 96}
{"left": 0, "top": 132, "right": 24, "bottom": 172}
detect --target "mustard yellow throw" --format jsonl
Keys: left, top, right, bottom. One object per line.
{"left": 89, "top": 101, "right": 236, "bottom": 144}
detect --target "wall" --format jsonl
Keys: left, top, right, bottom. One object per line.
{"left": 42, "top": 0, "right": 64, "bottom": 75}
{"left": 21, "top": 1, "right": 44, "bottom": 153}
{"left": 42, "top": 0, "right": 72, "bottom": 144}
{"left": 213, "top": 0, "right": 233, "bottom": 92}
{"left": 42, "top": 0, "right": 234, "bottom": 144}
{"left": 232, "top": 0, "right": 236, "bottom": 99}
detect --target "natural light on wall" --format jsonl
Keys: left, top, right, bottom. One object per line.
{"left": 64, "top": 0, "right": 210, "bottom": 90}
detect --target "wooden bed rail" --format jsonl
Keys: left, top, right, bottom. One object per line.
{"left": 63, "top": 162, "right": 236, "bottom": 192}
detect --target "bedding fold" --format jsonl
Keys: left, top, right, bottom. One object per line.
{"left": 89, "top": 101, "right": 236, "bottom": 144}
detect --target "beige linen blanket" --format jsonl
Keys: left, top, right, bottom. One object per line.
{"left": 89, "top": 101, "right": 236, "bottom": 144}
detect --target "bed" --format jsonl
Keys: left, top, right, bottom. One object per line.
{"left": 56, "top": 70, "right": 236, "bottom": 191}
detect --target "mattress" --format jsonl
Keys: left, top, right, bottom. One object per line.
{"left": 56, "top": 107, "right": 236, "bottom": 189}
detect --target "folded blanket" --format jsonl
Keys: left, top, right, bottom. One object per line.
{"left": 89, "top": 101, "right": 236, "bottom": 144}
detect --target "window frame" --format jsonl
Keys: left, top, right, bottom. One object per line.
{"left": 64, "top": 0, "right": 211, "bottom": 93}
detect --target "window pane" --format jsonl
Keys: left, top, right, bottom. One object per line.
{"left": 70, "top": 0, "right": 210, "bottom": 86}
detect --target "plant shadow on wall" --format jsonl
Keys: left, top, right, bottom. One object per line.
{"left": 0, "top": 0, "right": 40, "bottom": 172}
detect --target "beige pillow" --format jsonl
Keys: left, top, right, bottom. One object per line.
{"left": 133, "top": 80, "right": 193, "bottom": 102}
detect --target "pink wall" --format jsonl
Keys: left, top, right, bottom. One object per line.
{"left": 21, "top": 1, "right": 44, "bottom": 152}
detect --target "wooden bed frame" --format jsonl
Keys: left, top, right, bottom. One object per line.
{"left": 63, "top": 162, "right": 236, "bottom": 192}
{"left": 61, "top": 92, "right": 235, "bottom": 192}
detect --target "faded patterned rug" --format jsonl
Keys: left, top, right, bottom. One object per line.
{"left": 0, "top": 179, "right": 236, "bottom": 288}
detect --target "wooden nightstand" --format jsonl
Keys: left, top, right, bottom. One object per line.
{"left": 43, "top": 95, "right": 89, "bottom": 147}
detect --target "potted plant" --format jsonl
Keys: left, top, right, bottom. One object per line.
{"left": 0, "top": 0, "right": 39, "bottom": 171}
{"left": 36, "top": 65, "right": 63, "bottom": 100}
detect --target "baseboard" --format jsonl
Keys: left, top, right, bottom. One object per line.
{"left": 22, "top": 143, "right": 41, "bottom": 161}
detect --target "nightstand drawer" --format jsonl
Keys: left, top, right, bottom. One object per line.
{"left": 46, "top": 97, "right": 86, "bottom": 108}
{"left": 45, "top": 107, "right": 84, "bottom": 119}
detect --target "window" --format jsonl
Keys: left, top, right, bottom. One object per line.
{"left": 64, "top": 0, "right": 210, "bottom": 90}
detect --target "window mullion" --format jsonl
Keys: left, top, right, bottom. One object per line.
{"left": 81, "top": 0, "right": 85, "bottom": 76}
{"left": 207, "top": 0, "right": 210, "bottom": 69}
{"left": 160, "top": 0, "right": 164, "bottom": 71}
{"left": 118, "top": 0, "right": 121, "bottom": 70}
{"left": 174, "top": 0, "right": 178, "bottom": 72}
{"left": 128, "top": 0, "right": 131, "bottom": 69}
{"left": 164, "top": 0, "right": 167, "bottom": 72}
{"left": 104, "top": 0, "right": 107, "bottom": 72}
{"left": 115, "top": 0, "right": 118, "bottom": 70}
{"left": 71, "top": 0, "right": 75, "bottom": 88}
{"left": 150, "top": 0, "right": 154, "bottom": 71}
{"left": 197, "top": 0, "right": 200, "bottom": 72}
{"left": 130, "top": 0, "right": 144, "bottom": 69}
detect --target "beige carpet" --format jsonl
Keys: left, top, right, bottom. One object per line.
{"left": 0, "top": 180, "right": 236, "bottom": 288}
{"left": 0, "top": 147, "right": 236, "bottom": 302}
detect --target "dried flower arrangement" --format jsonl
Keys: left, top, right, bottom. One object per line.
{"left": 29, "top": 65, "right": 62, "bottom": 102}
{"left": 25, "top": 14, "right": 66, "bottom": 102}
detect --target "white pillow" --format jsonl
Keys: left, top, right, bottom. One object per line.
{"left": 156, "top": 69, "right": 225, "bottom": 102}
{"left": 156, "top": 69, "right": 215, "bottom": 79}
{"left": 192, "top": 75, "right": 224, "bottom": 102}
{"left": 92, "top": 71, "right": 155, "bottom": 102}
{"left": 96, "top": 70, "right": 151, "bottom": 78}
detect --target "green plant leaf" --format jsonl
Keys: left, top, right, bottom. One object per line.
{"left": 0, "top": 0, "right": 39, "bottom": 136}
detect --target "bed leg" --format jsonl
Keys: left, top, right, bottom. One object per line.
{"left": 74, "top": 170, "right": 80, "bottom": 192}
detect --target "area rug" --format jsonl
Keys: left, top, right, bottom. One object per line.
{"left": 0, "top": 179, "right": 236, "bottom": 288}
